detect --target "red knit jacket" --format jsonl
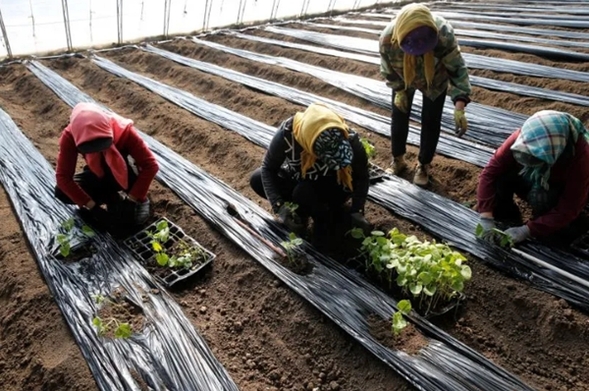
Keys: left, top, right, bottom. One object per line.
{"left": 55, "top": 126, "right": 158, "bottom": 207}
{"left": 477, "top": 129, "right": 589, "bottom": 238}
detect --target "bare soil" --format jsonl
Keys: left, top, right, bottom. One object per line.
{"left": 1, "top": 5, "right": 589, "bottom": 391}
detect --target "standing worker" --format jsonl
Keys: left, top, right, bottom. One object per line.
{"left": 55, "top": 102, "right": 159, "bottom": 230}
{"left": 249, "top": 103, "right": 372, "bottom": 250}
{"left": 477, "top": 110, "right": 589, "bottom": 245}
{"left": 379, "top": 2, "right": 472, "bottom": 186}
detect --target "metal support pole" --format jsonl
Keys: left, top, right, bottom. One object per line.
{"left": 163, "top": 0, "right": 172, "bottom": 36}
{"left": 203, "top": 0, "right": 213, "bottom": 31}
{"left": 270, "top": 0, "right": 281, "bottom": 20}
{"left": 0, "top": 8, "right": 12, "bottom": 58}
{"left": 353, "top": 0, "right": 362, "bottom": 10}
{"left": 61, "top": 0, "right": 73, "bottom": 51}
{"left": 116, "top": 0, "right": 123, "bottom": 44}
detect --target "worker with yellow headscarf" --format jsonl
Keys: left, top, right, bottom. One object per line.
{"left": 249, "top": 103, "right": 371, "bottom": 250}
{"left": 379, "top": 3, "right": 472, "bottom": 186}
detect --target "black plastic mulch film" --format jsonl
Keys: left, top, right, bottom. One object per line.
{"left": 26, "top": 59, "right": 537, "bottom": 391}
{"left": 193, "top": 33, "right": 521, "bottom": 148}
{"left": 0, "top": 107, "right": 239, "bottom": 389}
{"left": 289, "top": 22, "right": 589, "bottom": 107}
{"left": 78, "top": 51, "right": 589, "bottom": 311}
{"left": 141, "top": 43, "right": 492, "bottom": 167}
{"left": 361, "top": 10, "right": 589, "bottom": 28}
{"left": 242, "top": 23, "right": 589, "bottom": 84}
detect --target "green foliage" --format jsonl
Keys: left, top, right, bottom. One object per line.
{"left": 91, "top": 294, "right": 133, "bottom": 339}
{"left": 283, "top": 202, "right": 299, "bottom": 215}
{"left": 474, "top": 223, "right": 514, "bottom": 248}
{"left": 355, "top": 228, "right": 472, "bottom": 315}
{"left": 92, "top": 316, "right": 132, "bottom": 339}
{"left": 391, "top": 299, "right": 412, "bottom": 336}
{"left": 56, "top": 218, "right": 95, "bottom": 258}
{"left": 281, "top": 232, "right": 304, "bottom": 265}
{"left": 148, "top": 220, "right": 204, "bottom": 269}
{"left": 360, "top": 138, "right": 376, "bottom": 159}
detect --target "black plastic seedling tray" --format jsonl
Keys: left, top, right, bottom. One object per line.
{"left": 369, "top": 163, "right": 387, "bottom": 184}
{"left": 123, "top": 217, "right": 216, "bottom": 287}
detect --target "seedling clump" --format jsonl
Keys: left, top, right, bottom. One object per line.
{"left": 281, "top": 232, "right": 304, "bottom": 265}
{"left": 475, "top": 223, "right": 514, "bottom": 248}
{"left": 56, "top": 218, "right": 95, "bottom": 258}
{"left": 392, "top": 299, "right": 412, "bottom": 336}
{"left": 360, "top": 137, "right": 376, "bottom": 160}
{"left": 350, "top": 227, "right": 472, "bottom": 315}
{"left": 148, "top": 220, "right": 205, "bottom": 269}
{"left": 91, "top": 294, "right": 133, "bottom": 339}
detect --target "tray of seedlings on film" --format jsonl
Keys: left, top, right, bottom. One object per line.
{"left": 346, "top": 227, "right": 472, "bottom": 320}
{"left": 123, "top": 217, "right": 216, "bottom": 287}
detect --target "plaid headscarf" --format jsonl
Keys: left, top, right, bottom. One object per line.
{"left": 313, "top": 128, "right": 354, "bottom": 171}
{"left": 511, "top": 110, "right": 589, "bottom": 190}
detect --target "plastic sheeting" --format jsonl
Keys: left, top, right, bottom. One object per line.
{"left": 83, "top": 53, "right": 589, "bottom": 315}
{"left": 335, "top": 17, "right": 589, "bottom": 41}
{"left": 237, "top": 25, "right": 589, "bottom": 84}
{"left": 306, "top": 21, "right": 589, "bottom": 50}
{"left": 266, "top": 24, "right": 589, "bottom": 64}
{"left": 29, "top": 56, "right": 538, "bottom": 391}
{"left": 362, "top": 11, "right": 589, "bottom": 29}
{"left": 0, "top": 99, "right": 239, "bottom": 390}
{"left": 193, "top": 35, "right": 524, "bottom": 148}
{"left": 142, "top": 43, "right": 493, "bottom": 167}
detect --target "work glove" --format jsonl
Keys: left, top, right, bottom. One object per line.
{"left": 78, "top": 205, "right": 111, "bottom": 231}
{"left": 478, "top": 216, "right": 499, "bottom": 243}
{"left": 277, "top": 204, "right": 306, "bottom": 234}
{"left": 504, "top": 225, "right": 531, "bottom": 244}
{"left": 394, "top": 90, "right": 409, "bottom": 113}
{"left": 454, "top": 109, "right": 468, "bottom": 137}
{"left": 350, "top": 212, "right": 373, "bottom": 236}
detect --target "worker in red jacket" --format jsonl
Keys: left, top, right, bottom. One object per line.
{"left": 476, "top": 110, "right": 589, "bottom": 245}
{"left": 55, "top": 102, "right": 159, "bottom": 228}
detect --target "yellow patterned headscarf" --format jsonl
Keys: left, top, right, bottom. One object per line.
{"left": 292, "top": 103, "right": 353, "bottom": 191}
{"left": 391, "top": 3, "right": 438, "bottom": 90}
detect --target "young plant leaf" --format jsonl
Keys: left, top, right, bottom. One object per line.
{"left": 348, "top": 227, "right": 365, "bottom": 239}
{"left": 82, "top": 225, "right": 95, "bottom": 237}
{"left": 60, "top": 242, "right": 71, "bottom": 258}
{"left": 474, "top": 223, "right": 484, "bottom": 237}
{"left": 114, "top": 323, "right": 132, "bottom": 339}
{"left": 461, "top": 265, "right": 472, "bottom": 280}
{"left": 155, "top": 252, "right": 169, "bottom": 266}
{"left": 397, "top": 299, "right": 412, "bottom": 314}
{"left": 62, "top": 218, "right": 75, "bottom": 232}
{"left": 152, "top": 241, "right": 163, "bottom": 252}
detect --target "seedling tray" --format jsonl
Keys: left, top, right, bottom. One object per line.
{"left": 369, "top": 163, "right": 387, "bottom": 184}
{"left": 123, "top": 217, "right": 215, "bottom": 288}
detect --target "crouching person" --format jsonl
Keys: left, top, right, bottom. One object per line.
{"left": 55, "top": 102, "right": 159, "bottom": 230}
{"left": 476, "top": 110, "right": 589, "bottom": 245}
{"left": 250, "top": 103, "right": 372, "bottom": 250}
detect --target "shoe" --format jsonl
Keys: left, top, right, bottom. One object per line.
{"left": 413, "top": 164, "right": 429, "bottom": 187}
{"left": 385, "top": 155, "right": 407, "bottom": 175}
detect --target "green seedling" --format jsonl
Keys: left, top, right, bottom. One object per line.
{"left": 281, "top": 232, "right": 304, "bottom": 265}
{"left": 56, "top": 218, "right": 95, "bottom": 258}
{"left": 352, "top": 227, "right": 472, "bottom": 315}
{"left": 475, "top": 223, "right": 514, "bottom": 248}
{"left": 360, "top": 137, "right": 376, "bottom": 160}
{"left": 391, "top": 299, "right": 412, "bottom": 336}
{"left": 91, "top": 294, "right": 133, "bottom": 339}
{"left": 92, "top": 316, "right": 132, "bottom": 339}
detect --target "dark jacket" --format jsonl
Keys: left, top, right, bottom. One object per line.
{"left": 261, "top": 118, "right": 369, "bottom": 214}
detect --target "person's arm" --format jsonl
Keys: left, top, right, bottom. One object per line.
{"left": 438, "top": 20, "right": 472, "bottom": 105}
{"left": 122, "top": 126, "right": 159, "bottom": 202}
{"left": 476, "top": 131, "right": 520, "bottom": 217}
{"left": 527, "top": 143, "right": 589, "bottom": 238}
{"left": 55, "top": 131, "right": 94, "bottom": 208}
{"left": 349, "top": 134, "right": 369, "bottom": 213}
{"left": 261, "top": 121, "right": 289, "bottom": 213}
{"left": 379, "top": 22, "right": 405, "bottom": 90}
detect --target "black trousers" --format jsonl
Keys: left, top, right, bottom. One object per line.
{"left": 55, "top": 161, "right": 138, "bottom": 206}
{"left": 493, "top": 170, "right": 589, "bottom": 245}
{"left": 391, "top": 88, "right": 446, "bottom": 165}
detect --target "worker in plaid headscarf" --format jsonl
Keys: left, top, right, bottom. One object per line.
{"left": 476, "top": 110, "right": 589, "bottom": 245}
{"left": 249, "top": 103, "right": 372, "bottom": 251}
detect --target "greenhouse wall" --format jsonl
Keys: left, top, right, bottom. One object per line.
{"left": 0, "top": 0, "right": 389, "bottom": 59}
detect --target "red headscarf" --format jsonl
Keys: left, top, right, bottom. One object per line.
{"left": 64, "top": 102, "right": 132, "bottom": 190}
